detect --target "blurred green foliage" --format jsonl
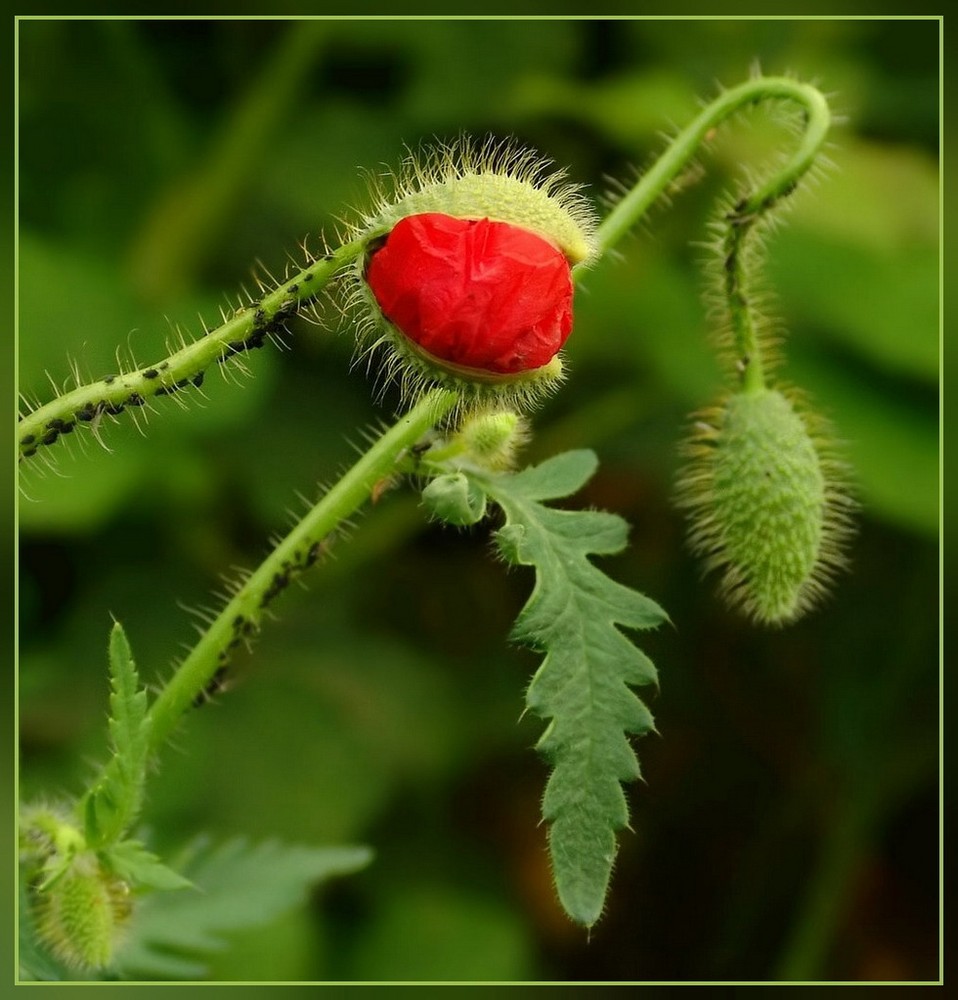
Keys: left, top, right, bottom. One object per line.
{"left": 18, "top": 18, "right": 939, "bottom": 983}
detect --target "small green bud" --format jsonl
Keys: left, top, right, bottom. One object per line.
{"left": 455, "top": 409, "right": 528, "bottom": 470}
{"left": 422, "top": 472, "right": 488, "bottom": 526}
{"left": 34, "top": 850, "right": 130, "bottom": 971}
{"left": 677, "top": 387, "right": 853, "bottom": 624}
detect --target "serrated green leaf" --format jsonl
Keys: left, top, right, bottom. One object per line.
{"left": 499, "top": 448, "right": 598, "bottom": 503}
{"left": 112, "top": 837, "right": 372, "bottom": 980}
{"left": 80, "top": 622, "right": 151, "bottom": 848}
{"left": 482, "top": 453, "right": 667, "bottom": 928}
{"left": 105, "top": 840, "right": 193, "bottom": 892}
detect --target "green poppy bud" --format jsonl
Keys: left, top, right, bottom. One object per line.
{"left": 677, "top": 387, "right": 854, "bottom": 624}
{"left": 35, "top": 851, "right": 130, "bottom": 971}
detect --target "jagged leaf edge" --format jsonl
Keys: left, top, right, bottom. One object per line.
{"left": 81, "top": 621, "right": 152, "bottom": 848}
{"left": 478, "top": 453, "right": 666, "bottom": 927}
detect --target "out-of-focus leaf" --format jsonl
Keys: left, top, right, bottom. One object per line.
{"left": 345, "top": 882, "right": 533, "bottom": 981}
{"left": 788, "top": 351, "right": 938, "bottom": 536}
{"left": 769, "top": 139, "right": 939, "bottom": 383}
{"left": 145, "top": 627, "right": 468, "bottom": 844}
{"left": 784, "top": 140, "right": 939, "bottom": 253}
{"left": 772, "top": 234, "right": 938, "bottom": 383}
{"left": 510, "top": 68, "right": 699, "bottom": 147}
{"left": 112, "top": 837, "right": 372, "bottom": 980}
{"left": 575, "top": 248, "right": 723, "bottom": 405}
{"left": 202, "top": 907, "right": 318, "bottom": 983}
{"left": 18, "top": 232, "right": 151, "bottom": 391}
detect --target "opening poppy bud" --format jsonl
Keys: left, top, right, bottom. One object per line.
{"left": 346, "top": 138, "right": 598, "bottom": 412}
{"left": 367, "top": 213, "right": 573, "bottom": 376}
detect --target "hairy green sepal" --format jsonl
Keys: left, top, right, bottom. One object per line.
{"left": 461, "top": 450, "right": 667, "bottom": 927}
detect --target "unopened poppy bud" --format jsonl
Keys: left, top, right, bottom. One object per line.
{"left": 35, "top": 851, "right": 130, "bottom": 971}
{"left": 346, "top": 138, "right": 598, "bottom": 411}
{"left": 367, "top": 213, "right": 573, "bottom": 376}
{"left": 455, "top": 409, "right": 528, "bottom": 470}
{"left": 676, "top": 387, "right": 854, "bottom": 625}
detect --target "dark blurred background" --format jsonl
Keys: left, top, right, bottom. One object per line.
{"left": 17, "top": 18, "right": 939, "bottom": 983}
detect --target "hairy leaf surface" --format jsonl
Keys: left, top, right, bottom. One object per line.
{"left": 482, "top": 450, "right": 666, "bottom": 927}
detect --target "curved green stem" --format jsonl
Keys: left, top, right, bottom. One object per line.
{"left": 143, "top": 387, "right": 457, "bottom": 752}
{"left": 582, "top": 76, "right": 831, "bottom": 392}
{"left": 17, "top": 239, "right": 366, "bottom": 462}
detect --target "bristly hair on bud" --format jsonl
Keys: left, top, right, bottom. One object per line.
{"left": 675, "top": 385, "right": 855, "bottom": 625}
{"left": 33, "top": 850, "right": 131, "bottom": 972}
{"left": 455, "top": 409, "right": 529, "bottom": 471}
{"left": 339, "top": 136, "right": 599, "bottom": 415}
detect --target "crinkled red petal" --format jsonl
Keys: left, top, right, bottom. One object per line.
{"left": 366, "top": 213, "right": 574, "bottom": 375}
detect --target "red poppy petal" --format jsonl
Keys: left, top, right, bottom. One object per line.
{"left": 366, "top": 213, "right": 574, "bottom": 375}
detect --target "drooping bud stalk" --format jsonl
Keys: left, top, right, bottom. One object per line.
{"left": 344, "top": 138, "right": 598, "bottom": 412}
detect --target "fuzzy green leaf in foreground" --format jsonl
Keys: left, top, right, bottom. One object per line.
{"left": 112, "top": 837, "right": 373, "bottom": 980}
{"left": 81, "top": 622, "right": 152, "bottom": 848}
{"left": 483, "top": 450, "right": 667, "bottom": 927}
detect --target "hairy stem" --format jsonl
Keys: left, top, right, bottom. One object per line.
{"left": 583, "top": 76, "right": 831, "bottom": 391}
{"left": 143, "top": 387, "right": 457, "bottom": 752}
{"left": 17, "top": 239, "right": 366, "bottom": 461}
